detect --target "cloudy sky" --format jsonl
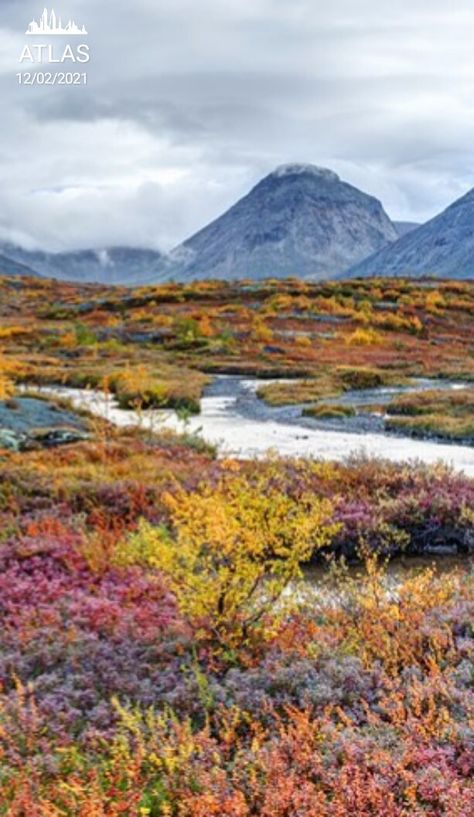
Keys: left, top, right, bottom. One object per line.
{"left": 1, "top": 0, "right": 474, "bottom": 252}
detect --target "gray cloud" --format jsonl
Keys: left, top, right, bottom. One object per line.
{"left": 0, "top": 0, "right": 474, "bottom": 251}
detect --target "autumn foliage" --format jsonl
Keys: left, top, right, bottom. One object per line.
{"left": 119, "top": 472, "right": 337, "bottom": 646}
{"left": 0, "top": 430, "right": 470, "bottom": 814}
{"left": 0, "top": 274, "right": 473, "bottom": 813}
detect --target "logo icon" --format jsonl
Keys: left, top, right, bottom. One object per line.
{"left": 26, "top": 8, "right": 88, "bottom": 36}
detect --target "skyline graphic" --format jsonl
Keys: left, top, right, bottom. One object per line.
{"left": 26, "top": 8, "right": 88, "bottom": 35}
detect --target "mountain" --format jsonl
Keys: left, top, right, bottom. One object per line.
{"left": 0, "top": 253, "right": 40, "bottom": 278}
{"left": 349, "top": 188, "right": 474, "bottom": 280}
{"left": 394, "top": 221, "right": 421, "bottom": 238}
{"left": 168, "top": 164, "right": 399, "bottom": 281}
{"left": 0, "top": 244, "right": 168, "bottom": 286}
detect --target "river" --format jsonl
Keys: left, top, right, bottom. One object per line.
{"left": 35, "top": 375, "right": 474, "bottom": 476}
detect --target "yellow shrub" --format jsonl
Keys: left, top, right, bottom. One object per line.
{"left": 152, "top": 314, "right": 173, "bottom": 328}
{"left": 356, "top": 300, "right": 374, "bottom": 324}
{"left": 58, "top": 331, "right": 76, "bottom": 349}
{"left": 0, "top": 326, "right": 27, "bottom": 340}
{"left": 426, "top": 290, "right": 446, "bottom": 313}
{"left": 333, "top": 551, "right": 460, "bottom": 677}
{"left": 0, "top": 350, "right": 16, "bottom": 398}
{"left": 295, "top": 335, "right": 312, "bottom": 348}
{"left": 345, "top": 327, "right": 383, "bottom": 346}
{"left": 252, "top": 318, "right": 273, "bottom": 344}
{"left": 197, "top": 315, "right": 214, "bottom": 338}
{"left": 117, "top": 473, "right": 338, "bottom": 646}
{"left": 0, "top": 374, "right": 14, "bottom": 399}
{"left": 313, "top": 296, "right": 354, "bottom": 317}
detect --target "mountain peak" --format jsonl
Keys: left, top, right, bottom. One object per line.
{"left": 269, "top": 164, "right": 340, "bottom": 182}
{"left": 172, "top": 165, "right": 398, "bottom": 282}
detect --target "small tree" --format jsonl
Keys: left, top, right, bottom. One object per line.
{"left": 0, "top": 374, "right": 13, "bottom": 400}
{"left": 425, "top": 290, "right": 446, "bottom": 313}
{"left": 0, "top": 351, "right": 15, "bottom": 399}
{"left": 251, "top": 317, "right": 273, "bottom": 344}
{"left": 345, "top": 327, "right": 382, "bottom": 346}
{"left": 175, "top": 317, "right": 202, "bottom": 346}
{"left": 118, "top": 472, "right": 338, "bottom": 647}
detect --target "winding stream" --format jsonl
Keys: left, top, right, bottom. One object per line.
{"left": 36, "top": 376, "right": 474, "bottom": 476}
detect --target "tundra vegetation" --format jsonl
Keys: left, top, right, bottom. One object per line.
{"left": 0, "top": 274, "right": 473, "bottom": 814}
{"left": 385, "top": 387, "right": 474, "bottom": 442}
{"left": 2, "top": 274, "right": 473, "bottom": 438}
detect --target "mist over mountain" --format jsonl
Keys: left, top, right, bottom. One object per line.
{"left": 349, "top": 188, "right": 474, "bottom": 280}
{"left": 168, "top": 164, "right": 399, "bottom": 281}
{"left": 0, "top": 244, "right": 168, "bottom": 286}
{"left": 0, "top": 253, "right": 40, "bottom": 279}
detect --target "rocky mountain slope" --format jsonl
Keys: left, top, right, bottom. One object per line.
{"left": 394, "top": 221, "right": 421, "bottom": 237}
{"left": 169, "top": 164, "right": 399, "bottom": 281}
{"left": 349, "top": 189, "right": 474, "bottom": 280}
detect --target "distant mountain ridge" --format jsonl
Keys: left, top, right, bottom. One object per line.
{"left": 1, "top": 164, "right": 473, "bottom": 284}
{"left": 168, "top": 163, "right": 399, "bottom": 281}
{"left": 349, "top": 188, "right": 474, "bottom": 280}
{"left": 0, "top": 244, "right": 168, "bottom": 286}
{"left": 0, "top": 253, "right": 39, "bottom": 279}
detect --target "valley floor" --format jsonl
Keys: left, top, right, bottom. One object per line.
{"left": 0, "top": 276, "right": 473, "bottom": 814}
